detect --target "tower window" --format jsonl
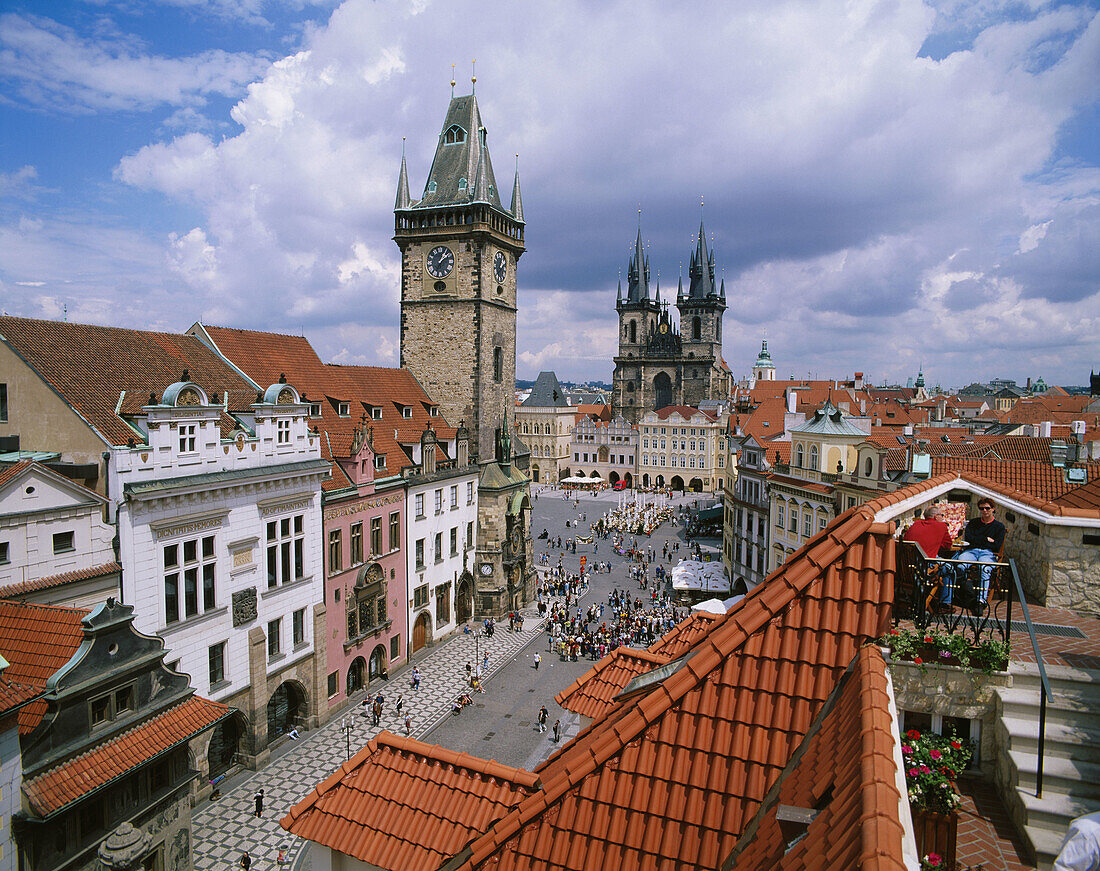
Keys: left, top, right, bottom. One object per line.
{"left": 693, "top": 317, "right": 701, "bottom": 340}
{"left": 458, "top": 177, "right": 467, "bottom": 191}
{"left": 630, "top": 320, "right": 637, "bottom": 343}
{"left": 444, "top": 125, "right": 467, "bottom": 145}
{"left": 493, "top": 347, "right": 503, "bottom": 382}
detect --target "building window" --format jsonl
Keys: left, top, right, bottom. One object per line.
{"left": 338, "top": 402, "right": 350, "bottom": 417}
{"left": 415, "top": 493, "right": 424, "bottom": 518}
{"left": 327, "top": 671, "right": 338, "bottom": 697}
{"left": 163, "top": 534, "right": 216, "bottom": 624}
{"left": 0, "top": 383, "right": 6, "bottom": 421}
{"left": 89, "top": 684, "right": 136, "bottom": 728}
{"left": 0, "top": 542, "right": 8, "bottom": 564}
{"left": 775, "top": 504, "right": 785, "bottom": 530}
{"left": 310, "top": 402, "right": 322, "bottom": 418}
{"left": 276, "top": 418, "right": 291, "bottom": 445}
{"left": 414, "top": 584, "right": 429, "bottom": 608}
{"left": 371, "top": 517, "right": 383, "bottom": 556}
{"left": 389, "top": 511, "right": 400, "bottom": 551}
{"left": 267, "top": 515, "right": 306, "bottom": 587}
{"left": 466, "top": 481, "right": 475, "bottom": 504}
{"left": 795, "top": 444, "right": 803, "bottom": 467}
{"left": 436, "top": 583, "right": 451, "bottom": 624}
{"left": 209, "top": 642, "right": 226, "bottom": 686}
{"left": 434, "top": 532, "right": 443, "bottom": 563}
{"left": 350, "top": 522, "right": 363, "bottom": 565}
{"left": 178, "top": 423, "right": 197, "bottom": 453}
{"left": 371, "top": 405, "right": 383, "bottom": 420}
{"left": 374, "top": 454, "right": 386, "bottom": 471}
{"left": 450, "top": 526, "right": 458, "bottom": 555}
{"left": 52, "top": 530, "right": 75, "bottom": 554}
{"left": 789, "top": 509, "right": 798, "bottom": 533}
{"left": 466, "top": 521, "right": 474, "bottom": 548}
{"left": 493, "top": 346, "right": 503, "bottom": 382}
{"left": 450, "top": 485, "right": 458, "bottom": 509}
{"left": 267, "top": 618, "right": 282, "bottom": 658}
{"left": 819, "top": 515, "right": 827, "bottom": 532}
{"left": 434, "top": 489, "right": 443, "bottom": 514}
{"left": 328, "top": 529, "right": 343, "bottom": 575}
{"left": 415, "top": 538, "right": 424, "bottom": 569}
{"left": 803, "top": 511, "right": 812, "bottom": 537}
{"left": 809, "top": 444, "right": 819, "bottom": 471}
{"left": 293, "top": 608, "right": 306, "bottom": 647}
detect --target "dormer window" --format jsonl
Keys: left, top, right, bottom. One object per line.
{"left": 428, "top": 181, "right": 437, "bottom": 194}
{"left": 428, "top": 406, "right": 439, "bottom": 417}
{"left": 309, "top": 403, "right": 322, "bottom": 418}
{"left": 401, "top": 406, "right": 412, "bottom": 419}
{"left": 338, "top": 402, "right": 350, "bottom": 417}
{"left": 371, "top": 406, "right": 382, "bottom": 421}
{"left": 277, "top": 419, "right": 291, "bottom": 445}
{"left": 444, "top": 125, "right": 467, "bottom": 145}
{"left": 374, "top": 455, "right": 386, "bottom": 471}
{"left": 458, "top": 177, "right": 468, "bottom": 192}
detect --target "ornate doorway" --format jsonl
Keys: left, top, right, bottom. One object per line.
{"left": 456, "top": 574, "right": 474, "bottom": 624}
{"left": 347, "top": 657, "right": 365, "bottom": 695}
{"left": 368, "top": 645, "right": 387, "bottom": 681}
{"left": 412, "top": 611, "right": 431, "bottom": 652}
{"left": 266, "top": 681, "right": 306, "bottom": 742}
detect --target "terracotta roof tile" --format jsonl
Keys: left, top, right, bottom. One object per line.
{"left": 929, "top": 457, "right": 1100, "bottom": 506}
{"left": 23, "top": 695, "right": 230, "bottom": 816}
{"left": 0, "top": 562, "right": 120, "bottom": 600}
{"left": 0, "top": 459, "right": 34, "bottom": 489}
{"left": 0, "top": 677, "right": 44, "bottom": 716}
{"left": 281, "top": 733, "right": 539, "bottom": 870}
{"left": 0, "top": 316, "right": 261, "bottom": 446}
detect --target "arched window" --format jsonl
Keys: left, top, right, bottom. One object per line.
{"left": 692, "top": 316, "right": 701, "bottom": 340}
{"left": 629, "top": 320, "right": 637, "bottom": 343}
{"left": 444, "top": 125, "right": 467, "bottom": 145}
{"left": 795, "top": 444, "right": 804, "bottom": 468}
{"left": 864, "top": 456, "right": 873, "bottom": 477}
{"left": 493, "top": 347, "right": 503, "bottom": 382}
{"left": 458, "top": 177, "right": 467, "bottom": 191}
{"left": 809, "top": 445, "right": 819, "bottom": 471}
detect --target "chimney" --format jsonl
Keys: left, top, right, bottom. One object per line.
{"left": 854, "top": 372, "right": 864, "bottom": 389}
{"left": 936, "top": 399, "right": 946, "bottom": 421}
{"left": 1071, "top": 420, "right": 1085, "bottom": 439}
{"left": 787, "top": 390, "right": 797, "bottom": 414}
{"left": 1038, "top": 422, "right": 1052, "bottom": 438}
{"left": 903, "top": 423, "right": 914, "bottom": 436}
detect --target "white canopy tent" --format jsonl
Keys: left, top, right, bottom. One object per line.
{"left": 671, "top": 561, "right": 730, "bottom": 595}
{"left": 690, "top": 595, "right": 745, "bottom": 615}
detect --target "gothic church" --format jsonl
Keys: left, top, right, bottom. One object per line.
{"left": 611, "top": 221, "right": 729, "bottom": 423}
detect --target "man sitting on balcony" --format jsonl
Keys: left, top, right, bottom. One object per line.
{"left": 947, "top": 499, "right": 1006, "bottom": 615}
{"left": 903, "top": 504, "right": 953, "bottom": 560}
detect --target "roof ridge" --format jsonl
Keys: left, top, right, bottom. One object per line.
{"left": 462, "top": 508, "right": 879, "bottom": 867}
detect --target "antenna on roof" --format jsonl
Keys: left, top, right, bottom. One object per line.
{"left": 451, "top": 63, "right": 456, "bottom": 97}
{"left": 63, "top": 302, "right": 68, "bottom": 322}
{"left": 470, "top": 58, "right": 476, "bottom": 93}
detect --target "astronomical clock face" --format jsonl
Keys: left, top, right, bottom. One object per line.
{"left": 480, "top": 562, "right": 493, "bottom": 576}
{"left": 493, "top": 251, "right": 507, "bottom": 284}
{"left": 426, "top": 245, "right": 454, "bottom": 279}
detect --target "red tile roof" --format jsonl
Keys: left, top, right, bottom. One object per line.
{"left": 196, "top": 325, "right": 456, "bottom": 482}
{"left": 0, "top": 677, "right": 44, "bottom": 716}
{"left": 282, "top": 733, "right": 540, "bottom": 869}
{"left": 23, "top": 695, "right": 230, "bottom": 816}
{"left": 0, "top": 459, "right": 33, "bottom": 489}
{"left": 724, "top": 646, "right": 904, "bottom": 871}
{"left": 0, "top": 562, "right": 121, "bottom": 601}
{"left": 0, "top": 601, "right": 87, "bottom": 733}
{"left": 0, "top": 316, "right": 261, "bottom": 446}
{"left": 930, "top": 457, "right": 1100, "bottom": 506}
{"left": 652, "top": 405, "right": 718, "bottom": 422}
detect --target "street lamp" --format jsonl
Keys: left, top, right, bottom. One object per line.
{"left": 340, "top": 715, "right": 353, "bottom": 761}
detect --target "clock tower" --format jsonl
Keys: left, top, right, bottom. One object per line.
{"left": 395, "top": 88, "right": 532, "bottom": 616}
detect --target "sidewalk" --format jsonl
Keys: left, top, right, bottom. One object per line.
{"left": 191, "top": 605, "right": 547, "bottom": 871}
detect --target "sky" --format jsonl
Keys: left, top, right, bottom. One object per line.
{"left": 1, "top": 0, "right": 1098, "bottom": 392}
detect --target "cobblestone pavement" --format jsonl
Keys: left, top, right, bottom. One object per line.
{"left": 193, "top": 486, "right": 712, "bottom": 871}
{"left": 191, "top": 611, "right": 547, "bottom": 871}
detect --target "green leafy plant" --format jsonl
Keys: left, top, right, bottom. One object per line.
{"left": 880, "top": 626, "right": 1009, "bottom": 674}
{"left": 902, "top": 728, "right": 973, "bottom": 813}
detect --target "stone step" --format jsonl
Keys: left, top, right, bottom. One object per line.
{"left": 1019, "top": 790, "right": 1099, "bottom": 835}
{"left": 998, "top": 685, "right": 1100, "bottom": 725}
{"left": 1028, "top": 824, "right": 1067, "bottom": 871}
{"left": 1010, "top": 662, "right": 1100, "bottom": 699}
{"left": 1009, "top": 750, "right": 1100, "bottom": 800}
{"left": 998, "top": 714, "right": 1100, "bottom": 762}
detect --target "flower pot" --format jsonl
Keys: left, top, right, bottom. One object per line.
{"left": 912, "top": 808, "right": 957, "bottom": 868}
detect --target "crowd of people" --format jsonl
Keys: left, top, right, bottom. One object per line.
{"left": 599, "top": 497, "right": 676, "bottom": 536}
{"left": 543, "top": 587, "right": 688, "bottom": 661}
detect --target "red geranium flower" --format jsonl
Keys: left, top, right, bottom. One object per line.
{"left": 914, "top": 656, "right": 923, "bottom": 664}
{"left": 907, "top": 729, "right": 921, "bottom": 740}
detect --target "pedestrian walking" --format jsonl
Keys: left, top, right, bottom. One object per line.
{"left": 411, "top": 666, "right": 421, "bottom": 690}
{"left": 253, "top": 788, "right": 264, "bottom": 818}
{"left": 465, "top": 661, "right": 472, "bottom": 679}
{"left": 537, "top": 706, "right": 548, "bottom": 733}
{"left": 239, "top": 852, "right": 252, "bottom": 870}
{"left": 482, "top": 652, "right": 490, "bottom": 671}
{"left": 404, "top": 713, "right": 412, "bottom": 736}
{"left": 395, "top": 693, "right": 403, "bottom": 717}
{"left": 553, "top": 719, "right": 562, "bottom": 743}
{"left": 533, "top": 653, "right": 541, "bottom": 670}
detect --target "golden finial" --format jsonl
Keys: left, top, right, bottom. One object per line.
{"left": 450, "top": 63, "right": 456, "bottom": 97}
{"left": 471, "top": 59, "right": 477, "bottom": 93}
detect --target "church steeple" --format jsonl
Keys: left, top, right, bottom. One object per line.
{"left": 395, "top": 140, "right": 412, "bottom": 211}
{"left": 510, "top": 160, "right": 524, "bottom": 222}
{"left": 688, "top": 221, "right": 716, "bottom": 299}
{"left": 626, "top": 225, "right": 650, "bottom": 303}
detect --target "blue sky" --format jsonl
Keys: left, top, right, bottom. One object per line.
{"left": 1, "top": 0, "right": 1098, "bottom": 389}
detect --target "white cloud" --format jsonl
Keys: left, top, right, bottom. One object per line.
{"left": 2, "top": 0, "right": 1096, "bottom": 389}
{"left": 0, "top": 12, "right": 270, "bottom": 112}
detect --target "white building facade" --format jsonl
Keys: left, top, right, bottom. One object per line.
{"left": 110, "top": 380, "right": 329, "bottom": 765}
{"left": 569, "top": 415, "right": 638, "bottom": 488}
{"left": 637, "top": 406, "right": 729, "bottom": 493}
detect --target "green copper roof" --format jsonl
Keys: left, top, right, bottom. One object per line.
{"left": 790, "top": 401, "right": 866, "bottom": 437}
